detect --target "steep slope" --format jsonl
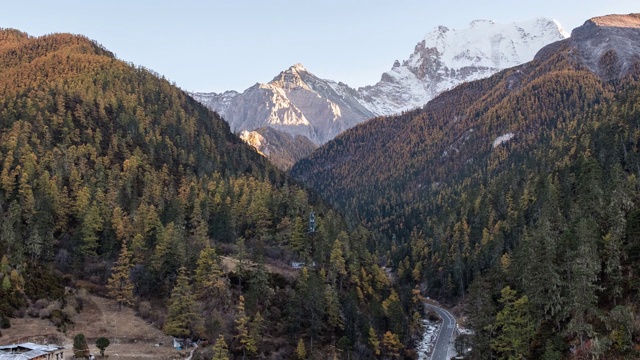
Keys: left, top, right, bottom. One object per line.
{"left": 240, "top": 127, "right": 317, "bottom": 170}
{"left": 191, "top": 18, "right": 566, "bottom": 167}
{"left": 292, "top": 14, "right": 640, "bottom": 358}
{"left": 192, "top": 18, "right": 567, "bottom": 138}
{"left": 192, "top": 64, "right": 375, "bottom": 145}
{"left": 292, "top": 13, "right": 640, "bottom": 239}
{"left": 356, "top": 17, "right": 569, "bottom": 115}
{"left": 0, "top": 29, "right": 406, "bottom": 358}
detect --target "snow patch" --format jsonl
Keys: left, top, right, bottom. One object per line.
{"left": 417, "top": 319, "right": 440, "bottom": 360}
{"left": 492, "top": 133, "right": 515, "bottom": 148}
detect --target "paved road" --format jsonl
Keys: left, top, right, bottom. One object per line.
{"left": 424, "top": 303, "right": 456, "bottom": 360}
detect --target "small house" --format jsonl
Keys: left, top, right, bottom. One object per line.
{"left": 0, "top": 342, "right": 64, "bottom": 360}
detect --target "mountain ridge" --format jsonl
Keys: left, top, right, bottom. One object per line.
{"left": 290, "top": 13, "right": 640, "bottom": 358}
{"left": 190, "top": 17, "right": 567, "bottom": 163}
{"left": 0, "top": 28, "right": 409, "bottom": 358}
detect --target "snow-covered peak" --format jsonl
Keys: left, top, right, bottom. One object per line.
{"left": 469, "top": 19, "right": 495, "bottom": 27}
{"left": 190, "top": 17, "right": 569, "bottom": 153}
{"left": 290, "top": 63, "right": 307, "bottom": 72}
{"left": 553, "top": 19, "right": 570, "bottom": 38}
{"left": 356, "top": 17, "right": 568, "bottom": 115}
{"left": 418, "top": 17, "right": 569, "bottom": 70}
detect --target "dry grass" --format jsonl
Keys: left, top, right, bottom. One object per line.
{"left": 221, "top": 256, "right": 299, "bottom": 279}
{"left": 1, "top": 293, "right": 182, "bottom": 359}
{"left": 592, "top": 14, "right": 640, "bottom": 28}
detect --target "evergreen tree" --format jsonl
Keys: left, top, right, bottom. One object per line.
{"left": 163, "top": 267, "right": 205, "bottom": 339}
{"left": 234, "top": 295, "right": 256, "bottom": 359}
{"left": 381, "top": 331, "right": 403, "bottom": 359}
{"left": 329, "top": 238, "right": 347, "bottom": 287}
{"left": 211, "top": 334, "right": 230, "bottom": 360}
{"left": 73, "top": 333, "right": 89, "bottom": 359}
{"left": 194, "top": 245, "right": 229, "bottom": 310}
{"left": 368, "top": 326, "right": 381, "bottom": 357}
{"left": 250, "top": 311, "right": 265, "bottom": 351}
{"left": 247, "top": 261, "right": 272, "bottom": 310}
{"left": 490, "top": 286, "right": 534, "bottom": 360}
{"left": 296, "top": 337, "right": 307, "bottom": 359}
{"left": 106, "top": 242, "right": 134, "bottom": 310}
{"left": 325, "top": 284, "right": 343, "bottom": 331}
{"left": 291, "top": 216, "right": 308, "bottom": 257}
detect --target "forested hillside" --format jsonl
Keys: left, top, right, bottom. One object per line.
{"left": 0, "top": 29, "right": 413, "bottom": 358}
{"left": 292, "top": 15, "right": 640, "bottom": 358}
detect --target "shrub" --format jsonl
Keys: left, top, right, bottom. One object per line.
{"left": 13, "top": 308, "right": 25, "bottom": 318}
{"left": 27, "top": 307, "right": 39, "bottom": 318}
{"left": 427, "top": 310, "right": 439, "bottom": 322}
{"left": 34, "top": 299, "right": 49, "bottom": 310}
{"left": 38, "top": 308, "right": 51, "bottom": 319}
{"left": 96, "top": 337, "right": 110, "bottom": 357}
{"left": 0, "top": 313, "right": 10, "bottom": 329}
{"left": 75, "top": 296, "right": 84, "bottom": 312}
{"left": 136, "top": 301, "right": 152, "bottom": 319}
{"left": 73, "top": 333, "right": 90, "bottom": 359}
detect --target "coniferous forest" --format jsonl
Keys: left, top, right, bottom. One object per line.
{"left": 0, "top": 29, "right": 415, "bottom": 358}
{"left": 292, "top": 16, "right": 640, "bottom": 359}
{"left": 3, "top": 13, "right": 640, "bottom": 360}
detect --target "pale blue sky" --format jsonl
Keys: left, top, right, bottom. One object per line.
{"left": 1, "top": 1, "right": 637, "bottom": 92}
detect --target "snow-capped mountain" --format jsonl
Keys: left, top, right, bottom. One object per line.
{"left": 190, "top": 17, "right": 568, "bottom": 149}
{"left": 355, "top": 17, "right": 569, "bottom": 115}
{"left": 191, "top": 64, "right": 374, "bottom": 144}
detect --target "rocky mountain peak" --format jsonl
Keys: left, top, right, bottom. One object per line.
{"left": 565, "top": 13, "right": 640, "bottom": 80}
{"left": 189, "top": 17, "right": 568, "bottom": 164}
{"left": 290, "top": 63, "right": 307, "bottom": 72}
{"left": 589, "top": 13, "right": 640, "bottom": 28}
{"left": 270, "top": 63, "right": 312, "bottom": 90}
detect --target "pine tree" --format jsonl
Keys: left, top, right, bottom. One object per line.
{"left": 163, "top": 267, "right": 205, "bottom": 339}
{"left": 234, "top": 295, "right": 256, "bottom": 359}
{"left": 211, "top": 334, "right": 230, "bottom": 360}
{"left": 250, "top": 311, "right": 265, "bottom": 350}
{"left": 106, "top": 242, "right": 134, "bottom": 310}
{"left": 194, "top": 245, "right": 229, "bottom": 310}
{"left": 329, "top": 238, "right": 347, "bottom": 287}
{"left": 291, "top": 216, "right": 308, "bottom": 256}
{"left": 382, "top": 290, "right": 405, "bottom": 339}
{"left": 247, "top": 260, "right": 272, "bottom": 310}
{"left": 296, "top": 337, "right": 307, "bottom": 360}
{"left": 368, "top": 326, "right": 381, "bottom": 357}
{"left": 490, "top": 286, "right": 534, "bottom": 360}
{"left": 381, "top": 331, "right": 403, "bottom": 359}
{"left": 325, "top": 284, "right": 343, "bottom": 331}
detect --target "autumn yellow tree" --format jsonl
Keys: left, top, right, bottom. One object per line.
{"left": 106, "top": 242, "right": 134, "bottom": 310}
{"left": 234, "top": 295, "right": 256, "bottom": 359}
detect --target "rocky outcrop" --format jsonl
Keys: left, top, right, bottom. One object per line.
{"left": 240, "top": 127, "right": 318, "bottom": 170}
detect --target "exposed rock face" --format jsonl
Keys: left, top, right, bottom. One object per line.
{"left": 239, "top": 127, "right": 317, "bottom": 170}
{"left": 191, "top": 64, "right": 375, "bottom": 145}
{"left": 568, "top": 14, "right": 640, "bottom": 80}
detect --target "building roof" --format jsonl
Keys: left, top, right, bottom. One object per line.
{"left": 0, "top": 342, "right": 63, "bottom": 360}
